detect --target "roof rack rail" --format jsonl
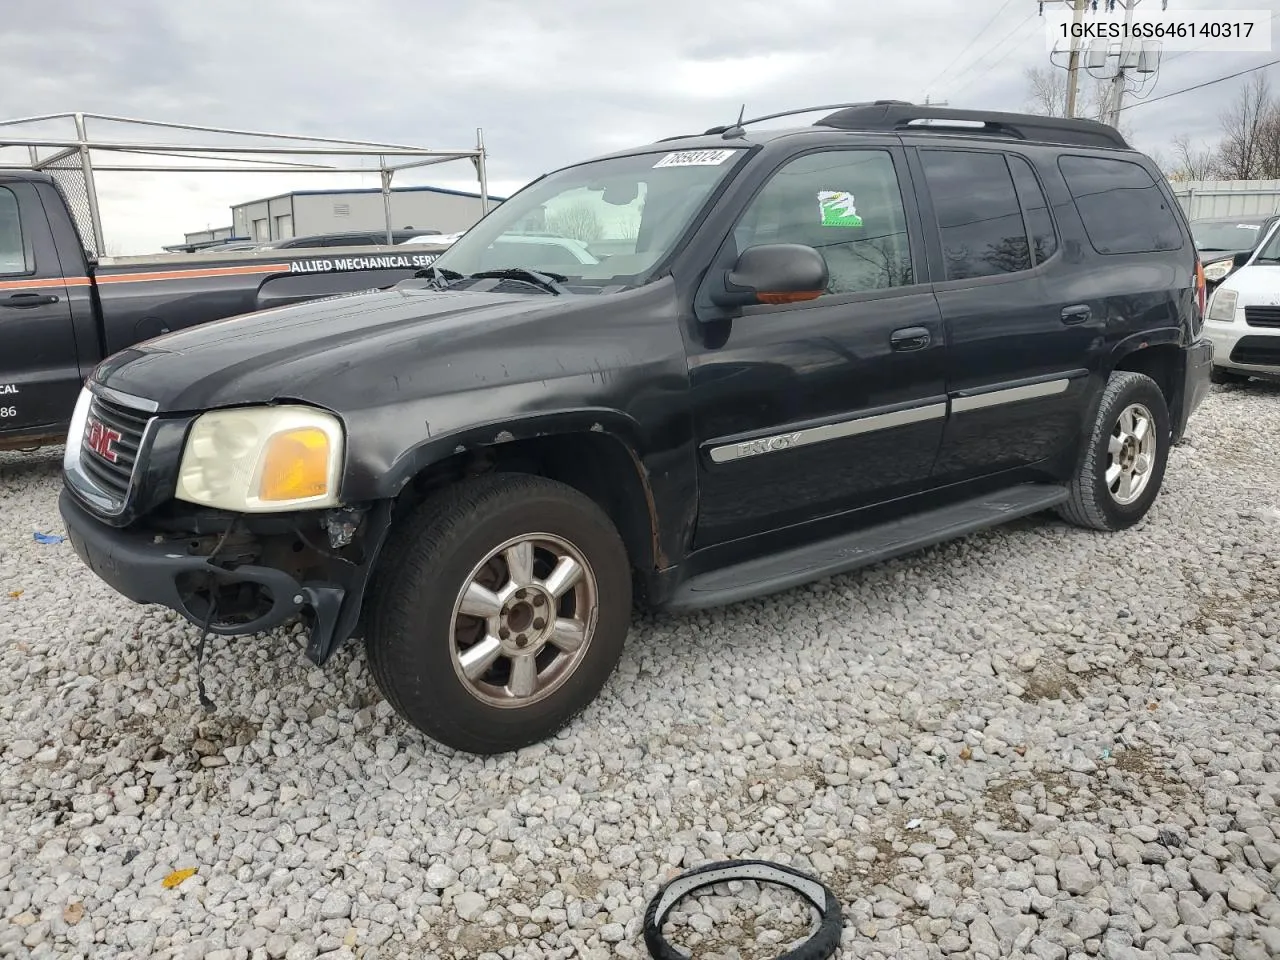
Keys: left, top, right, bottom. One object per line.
{"left": 815, "top": 103, "right": 1130, "bottom": 150}
{"left": 703, "top": 101, "right": 913, "bottom": 136}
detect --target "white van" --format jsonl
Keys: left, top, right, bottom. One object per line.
{"left": 1204, "top": 218, "right": 1280, "bottom": 383}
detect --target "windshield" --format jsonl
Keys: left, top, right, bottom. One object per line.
{"left": 430, "top": 148, "right": 747, "bottom": 290}
{"left": 1255, "top": 224, "right": 1280, "bottom": 262}
{"left": 1192, "top": 220, "right": 1264, "bottom": 252}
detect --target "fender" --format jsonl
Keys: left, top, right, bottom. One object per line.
{"left": 1105, "top": 325, "right": 1185, "bottom": 370}
{"left": 372, "top": 406, "right": 652, "bottom": 500}
{"left": 366, "top": 407, "right": 669, "bottom": 571}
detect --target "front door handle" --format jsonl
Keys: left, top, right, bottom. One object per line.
{"left": 890, "top": 326, "right": 931, "bottom": 351}
{"left": 1061, "top": 304, "right": 1092, "bottom": 325}
{"left": 3, "top": 292, "right": 59, "bottom": 308}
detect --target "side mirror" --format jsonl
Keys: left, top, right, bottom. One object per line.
{"left": 709, "top": 243, "right": 829, "bottom": 309}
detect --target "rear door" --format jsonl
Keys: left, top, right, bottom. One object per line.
{"left": 0, "top": 179, "right": 81, "bottom": 439}
{"left": 686, "top": 143, "right": 948, "bottom": 546}
{"left": 906, "top": 145, "right": 1099, "bottom": 483}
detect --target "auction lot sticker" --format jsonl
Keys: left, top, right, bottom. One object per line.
{"left": 653, "top": 149, "right": 738, "bottom": 168}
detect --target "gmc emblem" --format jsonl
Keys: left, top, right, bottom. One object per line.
{"left": 85, "top": 417, "right": 122, "bottom": 463}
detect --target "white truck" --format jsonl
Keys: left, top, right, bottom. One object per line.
{"left": 1204, "top": 218, "right": 1280, "bottom": 384}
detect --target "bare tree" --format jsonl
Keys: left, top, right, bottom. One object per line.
{"left": 1255, "top": 103, "right": 1280, "bottom": 180}
{"left": 1022, "top": 66, "right": 1134, "bottom": 142}
{"left": 1167, "top": 134, "right": 1219, "bottom": 182}
{"left": 1146, "top": 148, "right": 1175, "bottom": 180}
{"left": 1023, "top": 66, "right": 1113, "bottom": 123}
{"left": 1215, "top": 72, "right": 1276, "bottom": 180}
{"left": 546, "top": 202, "right": 603, "bottom": 244}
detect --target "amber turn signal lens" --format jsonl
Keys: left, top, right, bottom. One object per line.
{"left": 757, "top": 290, "right": 824, "bottom": 305}
{"left": 259, "top": 427, "right": 331, "bottom": 501}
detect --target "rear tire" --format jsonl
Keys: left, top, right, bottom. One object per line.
{"left": 366, "top": 472, "right": 632, "bottom": 755}
{"left": 1056, "top": 371, "right": 1171, "bottom": 533}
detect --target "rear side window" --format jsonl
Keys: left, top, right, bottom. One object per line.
{"left": 1007, "top": 155, "right": 1058, "bottom": 264}
{"left": 920, "top": 150, "right": 1031, "bottom": 280}
{"left": 1057, "top": 155, "right": 1183, "bottom": 255}
{"left": 0, "top": 187, "right": 29, "bottom": 275}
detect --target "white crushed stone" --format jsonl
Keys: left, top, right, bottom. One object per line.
{"left": 1, "top": 381, "right": 1279, "bottom": 960}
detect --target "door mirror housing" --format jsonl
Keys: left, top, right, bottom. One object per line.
{"left": 709, "top": 243, "right": 829, "bottom": 309}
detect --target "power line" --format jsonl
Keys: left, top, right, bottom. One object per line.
{"left": 950, "top": 12, "right": 1041, "bottom": 100}
{"left": 1121, "top": 57, "right": 1280, "bottom": 110}
{"left": 920, "top": 0, "right": 1018, "bottom": 98}
{"left": 951, "top": 11, "right": 1039, "bottom": 90}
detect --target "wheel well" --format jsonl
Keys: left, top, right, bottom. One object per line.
{"left": 395, "top": 432, "right": 659, "bottom": 573}
{"left": 1112, "top": 344, "right": 1181, "bottom": 413}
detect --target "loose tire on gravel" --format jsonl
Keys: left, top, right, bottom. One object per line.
{"left": 366, "top": 472, "right": 632, "bottom": 755}
{"left": 1056, "top": 370, "right": 1171, "bottom": 533}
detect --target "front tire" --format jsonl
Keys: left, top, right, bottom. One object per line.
{"left": 1056, "top": 371, "right": 1171, "bottom": 532}
{"left": 366, "top": 473, "right": 632, "bottom": 754}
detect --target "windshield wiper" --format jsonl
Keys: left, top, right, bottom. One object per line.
{"left": 463, "top": 267, "right": 570, "bottom": 295}
{"left": 414, "top": 264, "right": 464, "bottom": 290}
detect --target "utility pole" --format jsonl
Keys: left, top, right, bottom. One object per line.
{"left": 1064, "top": 0, "right": 1088, "bottom": 118}
{"left": 1107, "top": 0, "right": 1139, "bottom": 127}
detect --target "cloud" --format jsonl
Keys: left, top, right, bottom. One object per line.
{"left": 0, "top": 0, "right": 1274, "bottom": 253}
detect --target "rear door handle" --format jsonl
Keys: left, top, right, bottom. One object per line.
{"left": 890, "top": 326, "right": 931, "bottom": 351}
{"left": 3, "top": 293, "right": 59, "bottom": 308}
{"left": 1061, "top": 304, "right": 1091, "bottom": 324}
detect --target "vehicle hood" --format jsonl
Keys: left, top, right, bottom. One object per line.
{"left": 1198, "top": 247, "right": 1253, "bottom": 262}
{"left": 1220, "top": 263, "right": 1280, "bottom": 304}
{"left": 94, "top": 283, "right": 567, "bottom": 411}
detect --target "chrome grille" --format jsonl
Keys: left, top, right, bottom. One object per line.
{"left": 81, "top": 393, "right": 151, "bottom": 507}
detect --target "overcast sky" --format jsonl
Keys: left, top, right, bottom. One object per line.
{"left": 1, "top": 0, "right": 1276, "bottom": 254}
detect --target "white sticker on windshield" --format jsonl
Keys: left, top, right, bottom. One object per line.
{"left": 1237, "top": 223, "right": 1261, "bottom": 230}
{"left": 653, "top": 149, "right": 736, "bottom": 168}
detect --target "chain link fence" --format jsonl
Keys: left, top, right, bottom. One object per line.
{"left": 40, "top": 155, "right": 98, "bottom": 258}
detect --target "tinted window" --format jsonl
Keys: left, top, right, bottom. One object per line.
{"left": 1058, "top": 155, "right": 1183, "bottom": 255}
{"left": 732, "top": 149, "right": 914, "bottom": 295}
{"left": 1007, "top": 155, "right": 1058, "bottom": 265}
{"left": 0, "top": 187, "right": 28, "bottom": 275}
{"left": 921, "top": 150, "right": 1031, "bottom": 280}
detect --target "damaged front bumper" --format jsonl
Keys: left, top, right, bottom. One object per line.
{"left": 58, "top": 488, "right": 391, "bottom": 665}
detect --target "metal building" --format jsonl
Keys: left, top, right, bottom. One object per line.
{"left": 231, "top": 185, "right": 507, "bottom": 243}
{"left": 162, "top": 225, "right": 240, "bottom": 253}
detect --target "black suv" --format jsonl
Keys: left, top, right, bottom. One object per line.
{"left": 58, "top": 102, "right": 1213, "bottom": 755}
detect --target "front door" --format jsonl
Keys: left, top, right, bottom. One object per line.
{"left": 0, "top": 180, "right": 80, "bottom": 440}
{"left": 685, "top": 145, "right": 949, "bottom": 548}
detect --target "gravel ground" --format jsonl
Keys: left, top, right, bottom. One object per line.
{"left": 2, "top": 380, "right": 1279, "bottom": 960}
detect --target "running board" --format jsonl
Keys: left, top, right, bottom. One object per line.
{"left": 664, "top": 483, "right": 1069, "bottom": 612}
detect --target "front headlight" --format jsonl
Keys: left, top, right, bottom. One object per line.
{"left": 1202, "top": 258, "right": 1235, "bottom": 283}
{"left": 175, "top": 405, "right": 344, "bottom": 512}
{"left": 1206, "top": 287, "right": 1238, "bottom": 323}
{"left": 62, "top": 386, "right": 93, "bottom": 475}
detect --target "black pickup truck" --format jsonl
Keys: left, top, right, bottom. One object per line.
{"left": 0, "top": 171, "right": 447, "bottom": 449}
{"left": 59, "top": 102, "right": 1214, "bottom": 755}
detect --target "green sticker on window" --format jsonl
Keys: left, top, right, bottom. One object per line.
{"left": 819, "top": 190, "right": 863, "bottom": 228}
